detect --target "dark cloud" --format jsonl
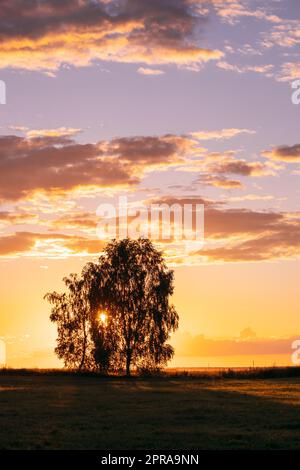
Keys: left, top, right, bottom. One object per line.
{"left": 147, "top": 197, "right": 285, "bottom": 239}
{"left": 0, "top": 133, "right": 194, "bottom": 200}
{"left": 0, "top": 0, "right": 222, "bottom": 71}
{"left": 0, "top": 0, "right": 206, "bottom": 43}
{"left": 202, "top": 219, "right": 300, "bottom": 261}
{"left": 109, "top": 135, "right": 185, "bottom": 165}
{"left": 209, "top": 160, "right": 267, "bottom": 176}
{"left": 262, "top": 144, "right": 300, "bottom": 162}
{"left": 146, "top": 196, "right": 300, "bottom": 262}
{"left": 205, "top": 208, "right": 284, "bottom": 239}
{"left": 0, "top": 129, "right": 264, "bottom": 201}
{"left": 0, "top": 135, "right": 136, "bottom": 200}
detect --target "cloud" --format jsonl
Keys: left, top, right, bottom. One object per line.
{"left": 0, "top": 0, "right": 222, "bottom": 72}
{"left": 208, "top": 159, "right": 272, "bottom": 177}
{"left": 0, "top": 134, "right": 136, "bottom": 201}
{"left": 190, "top": 127, "right": 254, "bottom": 140}
{"left": 213, "top": 0, "right": 282, "bottom": 25}
{"left": 201, "top": 213, "right": 300, "bottom": 262}
{"left": 217, "top": 61, "right": 274, "bottom": 77}
{"left": 261, "top": 20, "right": 300, "bottom": 50}
{"left": 0, "top": 232, "right": 36, "bottom": 255}
{"left": 63, "top": 237, "right": 106, "bottom": 254}
{"left": 147, "top": 195, "right": 219, "bottom": 209}
{"left": 262, "top": 144, "right": 300, "bottom": 162}
{"left": 0, "top": 211, "right": 37, "bottom": 224}
{"left": 148, "top": 196, "right": 300, "bottom": 263}
{"left": 174, "top": 331, "right": 298, "bottom": 357}
{"left": 196, "top": 174, "right": 243, "bottom": 189}
{"left": 26, "top": 127, "right": 82, "bottom": 139}
{"left": 148, "top": 196, "right": 284, "bottom": 239}
{"left": 6, "top": 125, "right": 29, "bottom": 133}
{"left": 107, "top": 134, "right": 190, "bottom": 166}
{"left": 225, "top": 194, "right": 274, "bottom": 202}
{"left": 0, "top": 129, "right": 260, "bottom": 201}
{"left": 137, "top": 67, "right": 165, "bottom": 75}
{"left": 277, "top": 62, "right": 300, "bottom": 82}
{"left": 145, "top": 194, "right": 300, "bottom": 263}
{"left": 205, "top": 207, "right": 284, "bottom": 239}
{"left": 51, "top": 212, "right": 97, "bottom": 231}
{"left": 0, "top": 231, "right": 106, "bottom": 257}
{"left": 3, "top": 198, "right": 300, "bottom": 264}
{"left": 189, "top": 150, "right": 273, "bottom": 189}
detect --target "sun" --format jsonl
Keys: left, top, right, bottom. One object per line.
{"left": 98, "top": 312, "right": 107, "bottom": 324}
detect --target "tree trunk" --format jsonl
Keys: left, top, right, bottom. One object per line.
{"left": 126, "top": 350, "right": 131, "bottom": 376}
{"left": 78, "top": 319, "right": 87, "bottom": 371}
{"left": 125, "top": 318, "right": 132, "bottom": 376}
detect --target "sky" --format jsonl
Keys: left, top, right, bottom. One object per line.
{"left": 0, "top": 0, "right": 300, "bottom": 368}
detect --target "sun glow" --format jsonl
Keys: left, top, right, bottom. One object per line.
{"left": 98, "top": 312, "right": 107, "bottom": 325}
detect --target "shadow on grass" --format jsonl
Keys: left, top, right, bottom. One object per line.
{"left": 0, "top": 374, "right": 300, "bottom": 449}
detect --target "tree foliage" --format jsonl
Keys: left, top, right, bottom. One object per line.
{"left": 44, "top": 273, "right": 92, "bottom": 370}
{"left": 45, "top": 238, "right": 179, "bottom": 375}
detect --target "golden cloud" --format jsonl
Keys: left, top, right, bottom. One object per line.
{"left": 0, "top": 0, "right": 222, "bottom": 71}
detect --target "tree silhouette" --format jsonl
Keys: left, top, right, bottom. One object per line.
{"left": 44, "top": 273, "right": 92, "bottom": 371}
{"left": 86, "top": 238, "right": 179, "bottom": 375}
{"left": 45, "top": 238, "right": 179, "bottom": 375}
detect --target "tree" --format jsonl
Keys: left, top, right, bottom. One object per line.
{"left": 45, "top": 238, "right": 179, "bottom": 375}
{"left": 44, "top": 273, "right": 92, "bottom": 371}
{"left": 85, "top": 238, "right": 179, "bottom": 375}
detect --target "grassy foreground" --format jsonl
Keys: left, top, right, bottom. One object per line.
{"left": 1, "top": 371, "right": 300, "bottom": 450}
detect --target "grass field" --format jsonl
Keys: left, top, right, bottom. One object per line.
{"left": 1, "top": 371, "right": 300, "bottom": 450}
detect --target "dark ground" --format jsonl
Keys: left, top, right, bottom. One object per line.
{"left": 0, "top": 371, "right": 300, "bottom": 449}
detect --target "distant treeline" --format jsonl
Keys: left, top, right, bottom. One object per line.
{"left": 1, "top": 366, "right": 300, "bottom": 380}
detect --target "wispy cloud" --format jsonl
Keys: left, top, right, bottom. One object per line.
{"left": 26, "top": 127, "right": 82, "bottom": 139}
{"left": 137, "top": 67, "right": 165, "bottom": 76}
{"left": 213, "top": 0, "right": 282, "bottom": 25}
{"left": 276, "top": 62, "right": 300, "bottom": 82}
{"left": 190, "top": 128, "right": 255, "bottom": 141}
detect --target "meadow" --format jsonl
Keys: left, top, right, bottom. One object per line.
{"left": 1, "top": 369, "right": 300, "bottom": 450}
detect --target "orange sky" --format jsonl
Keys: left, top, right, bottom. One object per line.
{"left": 1, "top": 256, "right": 299, "bottom": 367}
{"left": 0, "top": 0, "right": 300, "bottom": 367}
